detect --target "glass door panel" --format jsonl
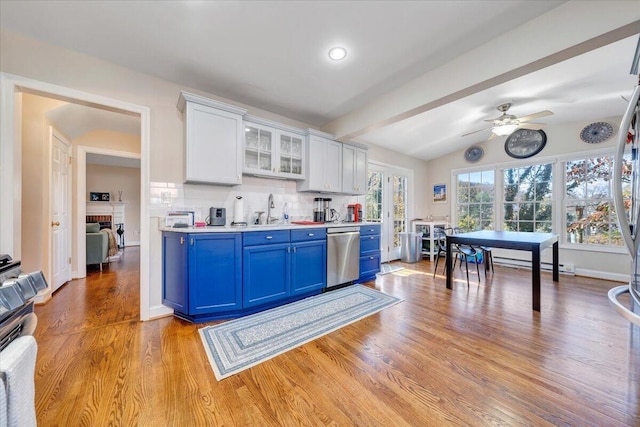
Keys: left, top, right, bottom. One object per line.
{"left": 366, "top": 164, "right": 411, "bottom": 262}
{"left": 279, "top": 132, "right": 303, "bottom": 177}
{"left": 245, "top": 124, "right": 273, "bottom": 174}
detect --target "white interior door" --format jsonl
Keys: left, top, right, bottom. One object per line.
{"left": 51, "top": 130, "right": 71, "bottom": 292}
{"left": 366, "top": 163, "right": 411, "bottom": 262}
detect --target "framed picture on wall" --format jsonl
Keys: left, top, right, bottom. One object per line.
{"left": 433, "top": 184, "right": 447, "bottom": 204}
{"left": 90, "top": 192, "right": 110, "bottom": 202}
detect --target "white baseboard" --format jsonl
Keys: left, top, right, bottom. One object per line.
{"left": 574, "top": 268, "right": 628, "bottom": 283}
{"left": 149, "top": 304, "right": 173, "bottom": 320}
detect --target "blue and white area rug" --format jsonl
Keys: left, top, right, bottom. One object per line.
{"left": 199, "top": 285, "right": 402, "bottom": 380}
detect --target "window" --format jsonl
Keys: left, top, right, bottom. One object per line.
{"left": 503, "top": 163, "right": 553, "bottom": 232}
{"left": 564, "top": 155, "right": 631, "bottom": 246}
{"left": 456, "top": 170, "right": 495, "bottom": 231}
{"left": 365, "top": 170, "right": 383, "bottom": 222}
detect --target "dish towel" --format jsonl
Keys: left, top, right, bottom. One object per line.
{"left": 0, "top": 335, "right": 37, "bottom": 427}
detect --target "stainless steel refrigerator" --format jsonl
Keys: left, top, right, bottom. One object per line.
{"left": 609, "top": 36, "right": 640, "bottom": 326}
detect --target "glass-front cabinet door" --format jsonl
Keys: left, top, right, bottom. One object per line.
{"left": 278, "top": 131, "right": 303, "bottom": 179}
{"left": 244, "top": 122, "right": 274, "bottom": 176}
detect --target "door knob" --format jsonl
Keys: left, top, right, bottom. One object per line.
{"left": 51, "top": 221, "right": 60, "bottom": 227}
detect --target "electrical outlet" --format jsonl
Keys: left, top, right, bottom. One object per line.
{"left": 161, "top": 191, "right": 171, "bottom": 204}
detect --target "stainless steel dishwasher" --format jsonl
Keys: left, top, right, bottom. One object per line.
{"left": 326, "top": 226, "right": 360, "bottom": 288}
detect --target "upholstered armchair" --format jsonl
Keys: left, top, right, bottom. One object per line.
{"left": 86, "top": 223, "right": 108, "bottom": 271}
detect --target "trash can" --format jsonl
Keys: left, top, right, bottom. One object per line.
{"left": 399, "top": 232, "right": 423, "bottom": 263}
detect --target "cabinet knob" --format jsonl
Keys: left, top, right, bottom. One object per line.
{"left": 370, "top": 236, "right": 374, "bottom": 240}
{"left": 265, "top": 236, "right": 273, "bottom": 240}
{"left": 369, "top": 256, "right": 374, "bottom": 260}
{"left": 308, "top": 233, "right": 314, "bottom": 237}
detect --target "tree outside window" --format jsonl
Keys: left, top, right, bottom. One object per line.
{"left": 503, "top": 164, "right": 553, "bottom": 232}
{"left": 456, "top": 170, "right": 494, "bottom": 231}
{"left": 565, "top": 155, "right": 631, "bottom": 246}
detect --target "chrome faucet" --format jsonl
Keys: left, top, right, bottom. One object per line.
{"left": 267, "top": 193, "right": 275, "bottom": 224}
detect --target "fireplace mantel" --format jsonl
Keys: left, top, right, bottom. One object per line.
{"left": 87, "top": 201, "right": 126, "bottom": 225}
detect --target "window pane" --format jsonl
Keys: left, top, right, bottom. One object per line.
{"left": 503, "top": 164, "right": 553, "bottom": 233}
{"left": 366, "top": 171, "right": 383, "bottom": 222}
{"left": 564, "top": 154, "right": 626, "bottom": 247}
{"left": 456, "top": 169, "right": 494, "bottom": 231}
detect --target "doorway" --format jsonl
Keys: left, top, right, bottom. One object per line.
{"left": 0, "top": 74, "right": 152, "bottom": 320}
{"left": 366, "top": 162, "right": 413, "bottom": 262}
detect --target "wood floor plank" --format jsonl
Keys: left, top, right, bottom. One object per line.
{"left": 33, "top": 248, "right": 640, "bottom": 426}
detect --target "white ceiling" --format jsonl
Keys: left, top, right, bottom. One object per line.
{"left": 1, "top": 1, "right": 638, "bottom": 162}
{"left": 46, "top": 103, "right": 141, "bottom": 139}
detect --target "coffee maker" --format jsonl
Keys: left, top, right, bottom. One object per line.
{"left": 313, "top": 198, "right": 333, "bottom": 222}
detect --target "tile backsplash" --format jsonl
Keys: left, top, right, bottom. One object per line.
{"left": 151, "top": 176, "right": 364, "bottom": 225}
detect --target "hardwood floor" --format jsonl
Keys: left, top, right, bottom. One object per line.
{"left": 34, "top": 249, "right": 640, "bottom": 426}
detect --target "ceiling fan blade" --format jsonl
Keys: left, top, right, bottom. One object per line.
{"left": 462, "top": 127, "right": 492, "bottom": 137}
{"left": 518, "top": 123, "right": 547, "bottom": 130}
{"left": 518, "top": 110, "right": 554, "bottom": 122}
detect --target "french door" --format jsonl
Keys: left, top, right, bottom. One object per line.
{"left": 366, "top": 163, "right": 411, "bottom": 262}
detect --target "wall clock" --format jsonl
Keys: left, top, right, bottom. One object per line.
{"left": 504, "top": 129, "right": 547, "bottom": 159}
{"left": 464, "top": 145, "right": 484, "bottom": 163}
{"left": 580, "top": 122, "right": 614, "bottom": 144}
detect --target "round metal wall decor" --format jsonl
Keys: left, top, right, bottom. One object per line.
{"left": 464, "top": 145, "right": 484, "bottom": 163}
{"left": 580, "top": 122, "right": 614, "bottom": 144}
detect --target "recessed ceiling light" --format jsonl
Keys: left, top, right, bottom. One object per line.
{"left": 328, "top": 47, "right": 347, "bottom": 61}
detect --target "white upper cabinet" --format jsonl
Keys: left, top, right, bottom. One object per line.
{"left": 178, "top": 92, "right": 247, "bottom": 185}
{"left": 297, "top": 130, "right": 342, "bottom": 193}
{"left": 342, "top": 144, "right": 368, "bottom": 195}
{"left": 243, "top": 116, "right": 305, "bottom": 180}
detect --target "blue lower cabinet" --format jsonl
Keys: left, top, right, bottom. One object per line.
{"left": 189, "top": 234, "right": 242, "bottom": 314}
{"left": 162, "top": 232, "right": 242, "bottom": 321}
{"left": 163, "top": 228, "right": 327, "bottom": 321}
{"left": 243, "top": 243, "right": 290, "bottom": 307}
{"left": 162, "top": 232, "right": 189, "bottom": 313}
{"left": 358, "top": 224, "right": 382, "bottom": 282}
{"left": 291, "top": 240, "right": 327, "bottom": 295}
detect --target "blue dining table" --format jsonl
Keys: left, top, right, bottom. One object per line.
{"left": 446, "top": 230, "right": 559, "bottom": 311}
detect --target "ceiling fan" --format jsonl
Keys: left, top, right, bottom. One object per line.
{"left": 462, "top": 103, "right": 554, "bottom": 139}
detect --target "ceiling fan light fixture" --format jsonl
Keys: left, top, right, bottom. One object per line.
{"left": 492, "top": 124, "right": 519, "bottom": 136}
{"left": 328, "top": 47, "right": 347, "bottom": 61}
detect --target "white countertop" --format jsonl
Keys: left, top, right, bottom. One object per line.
{"left": 160, "top": 222, "right": 380, "bottom": 233}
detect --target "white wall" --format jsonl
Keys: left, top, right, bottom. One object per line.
{"left": 426, "top": 116, "right": 629, "bottom": 281}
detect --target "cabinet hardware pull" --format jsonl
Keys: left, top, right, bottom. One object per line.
{"left": 51, "top": 221, "right": 60, "bottom": 227}
{"left": 293, "top": 247, "right": 296, "bottom": 252}
{"left": 370, "top": 256, "right": 374, "bottom": 259}
{"left": 190, "top": 238, "right": 194, "bottom": 246}
{"left": 308, "top": 233, "right": 314, "bottom": 236}
{"left": 266, "top": 236, "right": 273, "bottom": 240}
{"left": 287, "top": 247, "right": 291, "bottom": 253}
{"left": 180, "top": 237, "right": 184, "bottom": 245}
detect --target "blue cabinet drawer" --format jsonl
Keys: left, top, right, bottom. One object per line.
{"left": 360, "top": 235, "right": 380, "bottom": 254}
{"left": 359, "top": 253, "right": 381, "bottom": 281}
{"left": 360, "top": 225, "right": 381, "bottom": 236}
{"left": 243, "top": 230, "right": 290, "bottom": 246}
{"left": 291, "top": 228, "right": 326, "bottom": 242}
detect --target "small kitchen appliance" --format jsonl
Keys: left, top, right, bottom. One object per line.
{"left": 207, "top": 207, "right": 226, "bottom": 226}
{"left": 323, "top": 198, "right": 333, "bottom": 223}
{"left": 348, "top": 203, "right": 363, "bottom": 222}
{"left": 313, "top": 197, "right": 324, "bottom": 222}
